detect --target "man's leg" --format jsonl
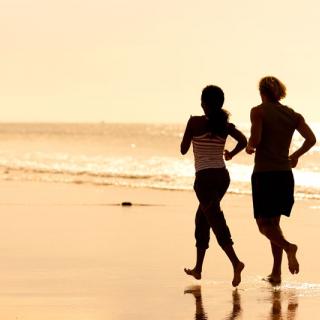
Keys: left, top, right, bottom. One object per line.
{"left": 257, "top": 217, "right": 299, "bottom": 275}
{"left": 268, "top": 242, "right": 283, "bottom": 283}
{"left": 264, "top": 217, "right": 283, "bottom": 283}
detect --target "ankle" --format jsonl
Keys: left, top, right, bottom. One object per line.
{"left": 194, "top": 267, "right": 202, "bottom": 274}
{"left": 271, "top": 271, "right": 281, "bottom": 277}
{"left": 285, "top": 243, "right": 298, "bottom": 255}
{"left": 232, "top": 260, "right": 242, "bottom": 269}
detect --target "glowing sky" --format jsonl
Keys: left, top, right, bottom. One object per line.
{"left": 1, "top": 0, "right": 320, "bottom": 123}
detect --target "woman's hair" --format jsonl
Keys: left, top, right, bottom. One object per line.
{"left": 259, "top": 76, "right": 286, "bottom": 101}
{"left": 201, "top": 85, "right": 229, "bottom": 136}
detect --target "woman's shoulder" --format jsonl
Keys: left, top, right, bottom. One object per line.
{"left": 189, "top": 115, "right": 206, "bottom": 122}
{"left": 224, "top": 122, "right": 235, "bottom": 133}
{"left": 188, "top": 115, "right": 207, "bottom": 127}
{"left": 187, "top": 115, "right": 209, "bottom": 136}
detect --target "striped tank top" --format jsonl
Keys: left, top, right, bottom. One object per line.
{"left": 192, "top": 132, "right": 226, "bottom": 172}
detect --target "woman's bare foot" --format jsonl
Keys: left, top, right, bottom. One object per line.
{"left": 263, "top": 274, "right": 281, "bottom": 285}
{"left": 184, "top": 285, "right": 202, "bottom": 297}
{"left": 184, "top": 268, "right": 201, "bottom": 280}
{"left": 232, "top": 262, "right": 245, "bottom": 287}
{"left": 286, "top": 244, "right": 299, "bottom": 274}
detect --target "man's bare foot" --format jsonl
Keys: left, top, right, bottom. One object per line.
{"left": 184, "top": 268, "right": 201, "bottom": 280}
{"left": 262, "top": 274, "right": 281, "bottom": 285}
{"left": 232, "top": 262, "right": 245, "bottom": 287}
{"left": 286, "top": 244, "right": 299, "bottom": 274}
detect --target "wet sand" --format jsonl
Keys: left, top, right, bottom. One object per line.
{"left": 0, "top": 181, "right": 319, "bottom": 319}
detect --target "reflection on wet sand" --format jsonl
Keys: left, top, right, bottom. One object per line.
{"left": 184, "top": 285, "right": 207, "bottom": 320}
{"left": 184, "top": 285, "right": 241, "bottom": 320}
{"left": 226, "top": 289, "right": 242, "bottom": 320}
{"left": 184, "top": 284, "right": 298, "bottom": 320}
{"left": 268, "top": 286, "right": 298, "bottom": 320}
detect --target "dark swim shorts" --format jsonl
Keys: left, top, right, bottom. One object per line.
{"left": 251, "top": 170, "right": 294, "bottom": 219}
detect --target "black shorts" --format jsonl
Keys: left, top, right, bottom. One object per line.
{"left": 251, "top": 170, "right": 294, "bottom": 219}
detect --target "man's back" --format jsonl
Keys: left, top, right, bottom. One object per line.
{"left": 254, "top": 102, "right": 301, "bottom": 172}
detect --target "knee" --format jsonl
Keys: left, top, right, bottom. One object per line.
{"left": 257, "top": 220, "right": 272, "bottom": 236}
{"left": 257, "top": 223, "right": 267, "bottom": 235}
{"left": 215, "top": 225, "right": 233, "bottom": 248}
{"left": 201, "top": 199, "right": 220, "bottom": 216}
{"left": 217, "top": 237, "right": 234, "bottom": 248}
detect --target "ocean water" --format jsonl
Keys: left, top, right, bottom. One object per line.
{"left": 0, "top": 122, "right": 319, "bottom": 199}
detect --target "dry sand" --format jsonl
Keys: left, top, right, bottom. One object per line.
{"left": 0, "top": 180, "right": 319, "bottom": 319}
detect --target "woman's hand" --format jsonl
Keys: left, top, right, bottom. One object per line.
{"left": 224, "top": 150, "right": 233, "bottom": 161}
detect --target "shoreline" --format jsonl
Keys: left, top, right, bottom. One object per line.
{"left": 0, "top": 180, "right": 319, "bottom": 319}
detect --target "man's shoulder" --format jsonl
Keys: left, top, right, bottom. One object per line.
{"left": 250, "top": 105, "right": 263, "bottom": 118}
{"left": 251, "top": 103, "right": 263, "bottom": 111}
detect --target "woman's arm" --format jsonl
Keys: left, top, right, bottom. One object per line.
{"left": 246, "top": 106, "right": 263, "bottom": 154}
{"left": 289, "top": 115, "right": 316, "bottom": 168}
{"left": 180, "top": 117, "right": 193, "bottom": 155}
{"left": 224, "top": 125, "right": 247, "bottom": 160}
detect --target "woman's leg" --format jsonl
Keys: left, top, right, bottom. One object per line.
{"left": 185, "top": 205, "right": 210, "bottom": 280}
{"left": 193, "top": 169, "right": 244, "bottom": 286}
{"left": 184, "top": 248, "right": 206, "bottom": 280}
{"left": 200, "top": 195, "right": 244, "bottom": 286}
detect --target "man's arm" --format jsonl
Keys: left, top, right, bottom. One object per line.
{"left": 246, "top": 107, "right": 263, "bottom": 154}
{"left": 289, "top": 115, "right": 316, "bottom": 168}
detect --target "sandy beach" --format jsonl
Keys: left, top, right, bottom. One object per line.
{"left": 0, "top": 180, "right": 320, "bottom": 319}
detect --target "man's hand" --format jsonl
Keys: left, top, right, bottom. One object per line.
{"left": 246, "top": 145, "right": 255, "bottom": 155}
{"left": 289, "top": 154, "right": 299, "bottom": 168}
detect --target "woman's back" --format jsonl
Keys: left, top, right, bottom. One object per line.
{"left": 189, "top": 116, "right": 229, "bottom": 172}
{"left": 192, "top": 132, "right": 227, "bottom": 172}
